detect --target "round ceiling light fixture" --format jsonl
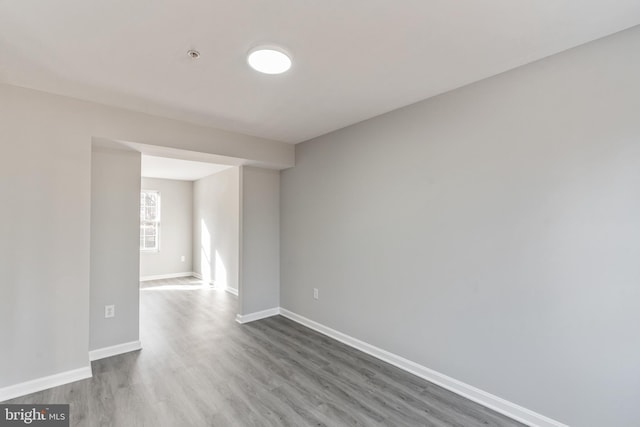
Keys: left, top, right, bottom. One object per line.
{"left": 247, "top": 47, "right": 292, "bottom": 74}
{"left": 187, "top": 49, "right": 201, "bottom": 59}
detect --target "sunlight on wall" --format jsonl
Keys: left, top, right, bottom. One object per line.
{"left": 215, "top": 250, "right": 228, "bottom": 289}
{"left": 200, "top": 219, "right": 212, "bottom": 283}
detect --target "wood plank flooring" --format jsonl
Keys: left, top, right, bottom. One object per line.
{"left": 4, "top": 277, "right": 524, "bottom": 426}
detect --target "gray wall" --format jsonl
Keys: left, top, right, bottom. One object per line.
{"left": 0, "top": 106, "right": 92, "bottom": 388}
{"left": 0, "top": 82, "right": 290, "bottom": 391}
{"left": 193, "top": 168, "right": 240, "bottom": 292}
{"left": 280, "top": 26, "right": 640, "bottom": 427}
{"left": 240, "top": 166, "right": 280, "bottom": 315}
{"left": 140, "top": 177, "right": 193, "bottom": 278}
{"left": 90, "top": 146, "right": 141, "bottom": 350}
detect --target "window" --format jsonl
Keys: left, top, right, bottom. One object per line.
{"left": 140, "top": 190, "right": 160, "bottom": 251}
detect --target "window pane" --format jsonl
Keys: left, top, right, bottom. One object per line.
{"left": 145, "top": 207, "right": 157, "bottom": 221}
{"left": 145, "top": 236, "right": 156, "bottom": 249}
{"left": 140, "top": 191, "right": 160, "bottom": 250}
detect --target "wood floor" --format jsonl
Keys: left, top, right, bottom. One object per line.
{"left": 5, "top": 277, "right": 524, "bottom": 426}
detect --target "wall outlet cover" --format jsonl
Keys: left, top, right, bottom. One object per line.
{"left": 105, "top": 305, "right": 115, "bottom": 318}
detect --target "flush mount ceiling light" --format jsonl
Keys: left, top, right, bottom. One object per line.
{"left": 247, "top": 47, "right": 292, "bottom": 74}
{"left": 187, "top": 49, "right": 200, "bottom": 59}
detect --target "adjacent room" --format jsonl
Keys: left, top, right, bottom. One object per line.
{"left": 1, "top": 1, "right": 639, "bottom": 426}
{"left": 138, "top": 154, "right": 240, "bottom": 295}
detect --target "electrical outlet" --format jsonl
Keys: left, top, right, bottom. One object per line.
{"left": 313, "top": 288, "right": 319, "bottom": 300}
{"left": 105, "top": 305, "right": 115, "bottom": 318}
{"left": 181, "top": 255, "right": 185, "bottom": 262}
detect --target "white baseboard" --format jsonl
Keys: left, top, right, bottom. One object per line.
{"left": 279, "top": 308, "right": 567, "bottom": 427}
{"left": 89, "top": 340, "right": 142, "bottom": 361}
{"left": 0, "top": 366, "right": 92, "bottom": 402}
{"left": 139, "top": 272, "right": 194, "bottom": 282}
{"left": 236, "top": 307, "right": 280, "bottom": 324}
{"left": 192, "top": 272, "right": 238, "bottom": 296}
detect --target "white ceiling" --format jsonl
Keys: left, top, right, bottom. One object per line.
{"left": 141, "top": 155, "right": 232, "bottom": 181}
{"left": 1, "top": 1, "right": 639, "bottom": 143}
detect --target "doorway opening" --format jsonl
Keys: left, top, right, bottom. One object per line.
{"left": 138, "top": 154, "right": 240, "bottom": 297}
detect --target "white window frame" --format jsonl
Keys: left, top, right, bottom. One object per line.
{"left": 140, "top": 190, "right": 161, "bottom": 252}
